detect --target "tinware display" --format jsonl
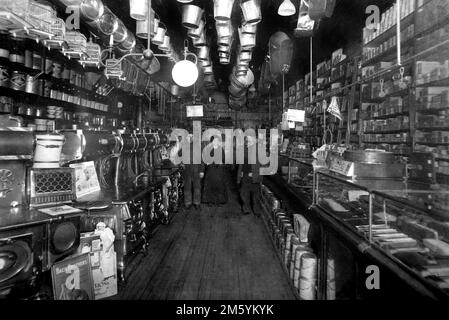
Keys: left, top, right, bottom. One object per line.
{"left": 240, "top": 0, "right": 261, "bottom": 25}
{"left": 182, "top": 4, "right": 203, "bottom": 29}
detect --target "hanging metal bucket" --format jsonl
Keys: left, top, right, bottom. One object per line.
{"left": 242, "top": 23, "right": 257, "bottom": 34}
{"left": 197, "top": 46, "right": 209, "bottom": 60}
{"left": 201, "top": 59, "right": 211, "bottom": 67}
{"left": 218, "top": 45, "right": 230, "bottom": 53}
{"left": 158, "top": 35, "right": 170, "bottom": 51}
{"left": 240, "top": 0, "right": 261, "bottom": 25}
{"left": 204, "top": 74, "right": 215, "bottom": 84}
{"left": 237, "top": 55, "right": 249, "bottom": 67}
{"left": 187, "top": 19, "right": 205, "bottom": 39}
{"left": 239, "top": 51, "right": 252, "bottom": 61}
{"left": 182, "top": 4, "right": 203, "bottom": 29}
{"left": 193, "top": 32, "right": 206, "bottom": 47}
{"left": 152, "top": 24, "right": 166, "bottom": 45}
{"left": 130, "top": 0, "right": 148, "bottom": 21}
{"left": 80, "top": 0, "right": 104, "bottom": 21}
{"left": 214, "top": 0, "right": 235, "bottom": 21}
{"left": 60, "top": 0, "right": 83, "bottom": 5}
{"left": 203, "top": 66, "right": 213, "bottom": 74}
{"left": 219, "top": 57, "right": 230, "bottom": 65}
{"left": 216, "top": 21, "right": 233, "bottom": 38}
{"left": 218, "top": 52, "right": 229, "bottom": 59}
{"left": 218, "top": 36, "right": 232, "bottom": 46}
{"left": 239, "top": 28, "right": 256, "bottom": 49}
{"left": 135, "top": 8, "right": 156, "bottom": 38}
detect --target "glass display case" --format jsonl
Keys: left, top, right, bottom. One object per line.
{"left": 279, "top": 154, "right": 315, "bottom": 204}
{"left": 314, "top": 171, "right": 449, "bottom": 298}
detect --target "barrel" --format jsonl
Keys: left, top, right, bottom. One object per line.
{"left": 33, "top": 133, "right": 65, "bottom": 168}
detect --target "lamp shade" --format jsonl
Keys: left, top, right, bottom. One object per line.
{"left": 129, "top": 0, "right": 148, "bottom": 21}
{"left": 172, "top": 60, "right": 198, "bottom": 87}
{"left": 278, "top": 0, "right": 296, "bottom": 16}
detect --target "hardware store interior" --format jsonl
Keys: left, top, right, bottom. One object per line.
{"left": 1, "top": 0, "right": 449, "bottom": 301}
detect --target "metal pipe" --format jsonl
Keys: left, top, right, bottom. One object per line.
{"left": 396, "top": 0, "right": 401, "bottom": 66}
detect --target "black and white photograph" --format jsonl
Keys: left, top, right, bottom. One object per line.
{"left": 0, "top": 0, "right": 449, "bottom": 316}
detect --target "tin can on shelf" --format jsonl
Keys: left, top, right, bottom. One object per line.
{"left": 25, "top": 75, "right": 37, "bottom": 94}
{"left": 10, "top": 70, "right": 26, "bottom": 91}
{"left": 25, "top": 50, "right": 33, "bottom": 68}
{"left": 32, "top": 52, "right": 42, "bottom": 71}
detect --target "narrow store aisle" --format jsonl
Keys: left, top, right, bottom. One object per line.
{"left": 116, "top": 172, "right": 296, "bottom": 300}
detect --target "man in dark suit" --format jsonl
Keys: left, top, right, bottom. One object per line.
{"left": 180, "top": 135, "right": 204, "bottom": 210}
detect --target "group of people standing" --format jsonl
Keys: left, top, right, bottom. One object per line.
{"left": 179, "top": 134, "right": 262, "bottom": 216}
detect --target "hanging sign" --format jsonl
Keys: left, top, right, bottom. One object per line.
{"left": 287, "top": 109, "right": 305, "bottom": 122}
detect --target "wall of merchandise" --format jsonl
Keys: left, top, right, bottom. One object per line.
{"left": 285, "top": 0, "right": 449, "bottom": 186}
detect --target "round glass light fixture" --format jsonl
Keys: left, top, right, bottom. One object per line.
{"left": 278, "top": 0, "right": 296, "bottom": 16}
{"left": 172, "top": 42, "right": 199, "bottom": 87}
{"left": 177, "top": 0, "right": 193, "bottom": 3}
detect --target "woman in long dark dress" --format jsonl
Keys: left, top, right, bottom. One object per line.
{"left": 202, "top": 137, "right": 228, "bottom": 206}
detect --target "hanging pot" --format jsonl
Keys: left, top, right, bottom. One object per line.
{"left": 80, "top": 0, "right": 104, "bottom": 21}
{"left": 152, "top": 24, "right": 166, "bottom": 45}
{"left": 240, "top": 0, "right": 261, "bottom": 25}
{"left": 218, "top": 36, "right": 232, "bottom": 46}
{"left": 192, "top": 32, "right": 206, "bottom": 47}
{"left": 218, "top": 45, "right": 230, "bottom": 53}
{"left": 203, "top": 66, "right": 213, "bottom": 74}
{"left": 135, "top": 8, "right": 156, "bottom": 38}
{"left": 201, "top": 59, "right": 211, "bottom": 67}
{"left": 187, "top": 19, "right": 205, "bottom": 39}
{"left": 239, "top": 28, "right": 256, "bottom": 49}
{"left": 130, "top": 0, "right": 148, "bottom": 21}
{"left": 87, "top": 6, "right": 118, "bottom": 36}
{"left": 219, "top": 57, "right": 230, "bottom": 65}
{"left": 214, "top": 0, "right": 235, "bottom": 21}
{"left": 242, "top": 23, "right": 257, "bottom": 34}
{"left": 216, "top": 21, "right": 233, "bottom": 38}
{"left": 158, "top": 35, "right": 170, "bottom": 51}
{"left": 239, "top": 51, "right": 252, "bottom": 61}
{"left": 182, "top": 4, "right": 204, "bottom": 29}
{"left": 198, "top": 46, "right": 209, "bottom": 60}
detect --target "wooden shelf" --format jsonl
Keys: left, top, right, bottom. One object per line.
{"left": 416, "top": 127, "right": 449, "bottom": 132}
{"left": 362, "top": 141, "right": 410, "bottom": 144}
{"left": 364, "top": 129, "right": 409, "bottom": 134}
{"left": 0, "top": 86, "right": 117, "bottom": 117}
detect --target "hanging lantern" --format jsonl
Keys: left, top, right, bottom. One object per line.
{"left": 129, "top": 0, "right": 148, "bottom": 21}
{"left": 214, "top": 0, "right": 235, "bottom": 22}
{"left": 182, "top": 4, "right": 203, "bottom": 29}
{"left": 198, "top": 46, "right": 210, "bottom": 60}
{"left": 240, "top": 0, "right": 261, "bottom": 25}
{"left": 105, "top": 58, "right": 123, "bottom": 79}
{"left": 43, "top": 17, "right": 66, "bottom": 49}
{"left": 63, "top": 31, "right": 87, "bottom": 59}
{"left": 188, "top": 20, "right": 205, "bottom": 39}
{"left": 80, "top": 37, "right": 101, "bottom": 67}
{"left": 172, "top": 42, "right": 199, "bottom": 87}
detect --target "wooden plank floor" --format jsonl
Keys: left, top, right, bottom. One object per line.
{"left": 115, "top": 172, "right": 296, "bottom": 300}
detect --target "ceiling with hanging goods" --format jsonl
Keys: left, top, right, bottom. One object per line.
{"left": 3, "top": 0, "right": 391, "bottom": 108}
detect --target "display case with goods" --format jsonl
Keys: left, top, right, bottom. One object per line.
{"left": 313, "top": 170, "right": 449, "bottom": 299}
